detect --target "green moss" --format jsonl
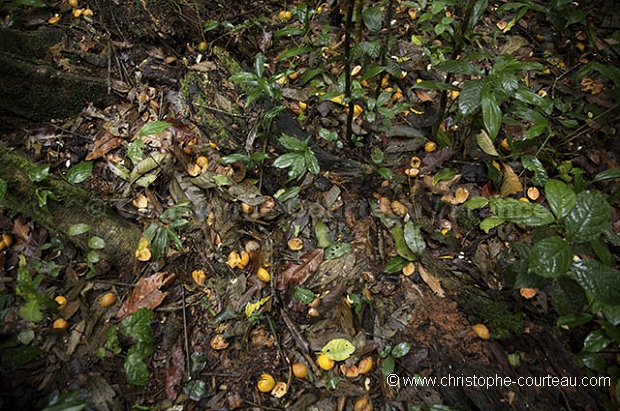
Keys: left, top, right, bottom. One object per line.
{"left": 457, "top": 287, "right": 524, "bottom": 340}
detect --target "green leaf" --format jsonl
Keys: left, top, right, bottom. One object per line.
{"left": 360, "top": 65, "right": 385, "bottom": 81}
{"left": 529, "top": 236, "right": 572, "bottom": 278}
{"left": 403, "top": 220, "right": 426, "bottom": 258}
{"left": 66, "top": 161, "right": 92, "bottom": 184}
{"left": 324, "top": 243, "right": 351, "bottom": 259}
{"left": 28, "top": 164, "right": 51, "bottom": 182}
{"left": 384, "top": 256, "right": 409, "bottom": 273}
{"left": 464, "top": 196, "right": 488, "bottom": 210}
{"left": 315, "top": 220, "right": 332, "bottom": 248}
{"left": 556, "top": 313, "right": 593, "bottom": 328}
{"left": 120, "top": 308, "right": 155, "bottom": 342}
{"left": 88, "top": 236, "right": 106, "bottom": 250}
{"left": 278, "top": 134, "right": 307, "bottom": 152}
{"left": 435, "top": 60, "right": 483, "bottom": 76}
{"left": 352, "top": 41, "right": 381, "bottom": 59}
{"left": 294, "top": 287, "right": 317, "bottom": 304}
{"left": 371, "top": 147, "right": 384, "bottom": 165}
{"left": 391, "top": 342, "right": 411, "bottom": 358}
{"left": 381, "top": 355, "right": 395, "bottom": 377}
{"left": 125, "top": 353, "right": 149, "bottom": 385}
{"left": 481, "top": 82, "right": 501, "bottom": 140}
{"left": 321, "top": 338, "right": 355, "bottom": 361}
{"left": 127, "top": 140, "right": 145, "bottom": 165}
{"left": 582, "top": 329, "right": 612, "bottom": 353}
{"left": 571, "top": 259, "right": 620, "bottom": 306}
{"left": 19, "top": 300, "right": 43, "bottom": 322}
{"left": 412, "top": 80, "right": 459, "bottom": 91}
{"left": 184, "top": 380, "right": 208, "bottom": 401}
{"left": 432, "top": 168, "right": 457, "bottom": 186}
{"left": 0, "top": 178, "right": 7, "bottom": 200}
{"left": 390, "top": 225, "right": 417, "bottom": 261}
{"left": 203, "top": 20, "right": 220, "bottom": 31}
{"left": 458, "top": 80, "right": 483, "bottom": 115}
{"left": 522, "top": 154, "right": 548, "bottom": 187}
{"left": 273, "top": 186, "right": 301, "bottom": 202}
{"left": 593, "top": 169, "right": 620, "bottom": 182}
{"left": 18, "top": 329, "right": 35, "bottom": 345}
{"left": 544, "top": 179, "right": 575, "bottom": 219}
{"left": 253, "top": 53, "right": 265, "bottom": 78}
{"left": 139, "top": 121, "right": 171, "bottom": 136}
{"left": 87, "top": 250, "right": 100, "bottom": 264}
{"left": 362, "top": 7, "right": 383, "bottom": 33}
{"left": 564, "top": 191, "right": 611, "bottom": 243}
{"left": 490, "top": 198, "right": 555, "bottom": 226}
{"left": 68, "top": 223, "right": 91, "bottom": 236}
{"left": 273, "top": 152, "right": 301, "bottom": 170}
{"left": 305, "top": 150, "right": 320, "bottom": 175}
{"left": 514, "top": 87, "right": 545, "bottom": 106}
{"left": 480, "top": 216, "right": 505, "bottom": 233}
{"left": 376, "top": 167, "right": 393, "bottom": 180}
{"left": 279, "top": 46, "right": 313, "bottom": 61}
{"left": 470, "top": 0, "right": 488, "bottom": 27}
{"left": 476, "top": 130, "right": 499, "bottom": 156}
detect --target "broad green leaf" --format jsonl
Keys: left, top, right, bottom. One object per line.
{"left": 476, "top": 130, "right": 499, "bottom": 156}
{"left": 470, "top": 0, "right": 488, "bottom": 27}
{"left": 18, "top": 329, "right": 35, "bottom": 345}
{"left": 68, "top": 223, "right": 91, "bottom": 236}
{"left": 544, "top": 179, "right": 575, "bottom": 219}
{"left": 19, "top": 300, "right": 43, "bottom": 322}
{"left": 66, "top": 161, "right": 92, "bottom": 184}
{"left": 521, "top": 154, "right": 548, "bottom": 186}
{"left": 362, "top": 7, "right": 383, "bottom": 33}
{"left": 321, "top": 338, "right": 355, "bottom": 361}
{"left": 411, "top": 34, "right": 423, "bottom": 46}
{"left": 352, "top": 41, "right": 381, "bottom": 59}
{"left": 564, "top": 191, "right": 611, "bottom": 243}
{"left": 371, "top": 147, "right": 384, "bottom": 165}
{"left": 0, "top": 178, "right": 7, "bottom": 200}
{"left": 87, "top": 250, "right": 100, "bottom": 264}
{"left": 125, "top": 353, "right": 149, "bottom": 385}
{"left": 435, "top": 60, "right": 483, "bottom": 76}
{"left": 593, "top": 169, "right": 620, "bottom": 183}
{"left": 127, "top": 140, "right": 145, "bottom": 165}
{"left": 253, "top": 53, "right": 265, "bottom": 78}
{"left": 203, "top": 20, "right": 219, "bottom": 31}
{"left": 582, "top": 330, "right": 612, "bottom": 353}
{"left": 278, "top": 134, "right": 307, "bottom": 152}
{"left": 120, "top": 308, "right": 155, "bottom": 342}
{"left": 384, "top": 256, "right": 409, "bottom": 273}
{"left": 481, "top": 82, "right": 501, "bottom": 140}
{"left": 458, "top": 80, "right": 483, "bottom": 115}
{"left": 432, "top": 168, "right": 457, "bottom": 186}
{"left": 301, "top": 67, "right": 325, "bottom": 85}
{"left": 314, "top": 220, "right": 332, "bottom": 248}
{"left": 377, "top": 167, "right": 393, "bottom": 180}
{"left": 88, "top": 236, "right": 106, "bottom": 250}
{"left": 490, "top": 198, "right": 555, "bottom": 225}
{"left": 549, "top": 276, "right": 588, "bottom": 316}
{"left": 591, "top": 238, "right": 613, "bottom": 266}
{"left": 390, "top": 225, "right": 417, "bottom": 261}
{"left": 274, "top": 186, "right": 300, "bottom": 202}
{"left": 273, "top": 153, "right": 300, "bottom": 169}
{"left": 245, "top": 296, "right": 271, "bottom": 318}
{"left": 130, "top": 153, "right": 167, "bottom": 184}
{"left": 279, "top": 46, "right": 313, "bottom": 61}
{"left": 294, "top": 287, "right": 316, "bottom": 304}
{"left": 184, "top": 380, "right": 208, "bottom": 401}
{"left": 480, "top": 216, "right": 505, "bottom": 233}
{"left": 403, "top": 220, "right": 425, "bottom": 257}
{"left": 514, "top": 87, "right": 545, "bottom": 106}
{"left": 529, "top": 236, "right": 572, "bottom": 278}
{"left": 381, "top": 355, "right": 395, "bottom": 377}
{"left": 391, "top": 342, "right": 411, "bottom": 358}
{"left": 325, "top": 243, "right": 351, "bottom": 259}
{"left": 464, "top": 196, "right": 488, "bottom": 210}
{"left": 571, "top": 259, "right": 620, "bottom": 306}
{"left": 28, "top": 164, "right": 51, "bottom": 182}
{"left": 556, "top": 313, "right": 593, "bottom": 328}
{"left": 305, "top": 150, "right": 320, "bottom": 175}
{"left": 139, "top": 121, "right": 171, "bottom": 136}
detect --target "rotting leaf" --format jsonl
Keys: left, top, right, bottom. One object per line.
{"left": 165, "top": 345, "right": 184, "bottom": 401}
{"left": 245, "top": 296, "right": 271, "bottom": 318}
{"left": 116, "top": 272, "right": 175, "bottom": 321}
{"left": 276, "top": 248, "right": 324, "bottom": 290}
{"left": 418, "top": 263, "right": 445, "bottom": 298}
{"left": 321, "top": 338, "right": 355, "bottom": 361}
{"left": 476, "top": 130, "right": 499, "bottom": 156}
{"left": 501, "top": 163, "right": 523, "bottom": 197}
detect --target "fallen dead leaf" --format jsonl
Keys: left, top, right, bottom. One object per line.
{"left": 500, "top": 163, "right": 523, "bottom": 197}
{"left": 276, "top": 248, "right": 325, "bottom": 290}
{"left": 165, "top": 344, "right": 185, "bottom": 401}
{"left": 116, "top": 272, "right": 175, "bottom": 321}
{"left": 418, "top": 263, "right": 445, "bottom": 298}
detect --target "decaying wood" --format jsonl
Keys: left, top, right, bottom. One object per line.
{"left": 0, "top": 143, "right": 141, "bottom": 276}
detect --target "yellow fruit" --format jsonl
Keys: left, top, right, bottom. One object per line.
{"left": 241, "top": 202, "right": 254, "bottom": 214}
{"left": 519, "top": 287, "right": 537, "bottom": 299}
{"left": 357, "top": 357, "right": 373, "bottom": 374}
{"left": 196, "top": 156, "right": 209, "bottom": 168}
{"left": 54, "top": 296, "right": 67, "bottom": 310}
{"left": 197, "top": 41, "right": 208, "bottom": 52}
{"left": 72, "top": 8, "right": 83, "bottom": 18}
{"left": 257, "top": 373, "right": 276, "bottom": 392}
{"left": 354, "top": 397, "right": 373, "bottom": 411}
{"left": 500, "top": 138, "right": 510, "bottom": 150}
{"left": 48, "top": 14, "right": 61, "bottom": 24}
{"left": 424, "top": 141, "right": 437, "bottom": 153}
{"left": 317, "top": 353, "right": 335, "bottom": 370}
{"left": 53, "top": 318, "right": 69, "bottom": 330}
{"left": 472, "top": 323, "right": 490, "bottom": 339}
{"left": 292, "top": 362, "right": 308, "bottom": 378}
{"left": 227, "top": 251, "right": 241, "bottom": 269}
{"left": 192, "top": 269, "right": 206, "bottom": 286}
{"left": 82, "top": 8, "right": 93, "bottom": 17}
{"left": 68, "top": 0, "right": 78, "bottom": 7}
{"left": 278, "top": 10, "right": 293, "bottom": 22}
{"left": 287, "top": 237, "right": 304, "bottom": 251}
{"left": 101, "top": 292, "right": 118, "bottom": 308}
{"left": 2, "top": 233, "right": 13, "bottom": 248}
{"left": 257, "top": 267, "right": 271, "bottom": 282}
{"left": 238, "top": 251, "right": 250, "bottom": 269}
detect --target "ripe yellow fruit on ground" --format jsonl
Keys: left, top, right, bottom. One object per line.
{"left": 257, "top": 373, "right": 276, "bottom": 392}
{"left": 317, "top": 353, "right": 335, "bottom": 370}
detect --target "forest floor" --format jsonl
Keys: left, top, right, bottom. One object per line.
{"left": 0, "top": 1, "right": 619, "bottom": 411}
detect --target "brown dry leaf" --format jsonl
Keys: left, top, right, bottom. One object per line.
{"left": 115, "top": 272, "right": 175, "bottom": 321}
{"left": 86, "top": 132, "right": 123, "bottom": 161}
{"left": 500, "top": 163, "right": 523, "bottom": 197}
{"left": 276, "top": 248, "right": 325, "bottom": 290}
{"left": 415, "top": 89, "right": 434, "bottom": 102}
{"left": 418, "top": 263, "right": 445, "bottom": 298}
{"left": 165, "top": 344, "right": 185, "bottom": 401}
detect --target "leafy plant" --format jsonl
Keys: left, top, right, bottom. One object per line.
{"left": 14, "top": 255, "right": 57, "bottom": 322}
{"left": 68, "top": 223, "right": 106, "bottom": 278}
{"left": 142, "top": 200, "right": 192, "bottom": 261}
{"left": 379, "top": 341, "right": 412, "bottom": 377}
{"left": 272, "top": 134, "right": 319, "bottom": 180}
